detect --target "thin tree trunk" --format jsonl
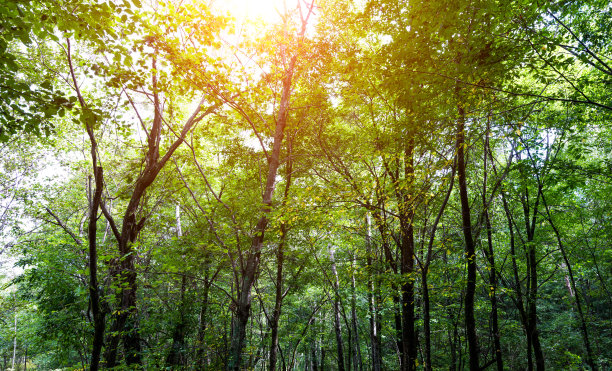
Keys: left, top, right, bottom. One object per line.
{"left": 89, "top": 167, "right": 105, "bottom": 371}
{"left": 422, "top": 159, "right": 456, "bottom": 371}
{"left": 520, "top": 184, "right": 545, "bottom": 371}
{"left": 351, "top": 253, "right": 362, "bottom": 371}
{"left": 269, "top": 138, "right": 294, "bottom": 371}
{"left": 11, "top": 309, "right": 16, "bottom": 371}
{"left": 373, "top": 210, "right": 403, "bottom": 364}
{"left": 269, "top": 240, "right": 284, "bottom": 371}
{"left": 422, "top": 272, "right": 432, "bottom": 371}
{"left": 484, "top": 206, "right": 503, "bottom": 370}
{"left": 540, "top": 193, "right": 596, "bottom": 370}
{"left": 166, "top": 274, "right": 188, "bottom": 366}
{"left": 320, "top": 346, "right": 325, "bottom": 370}
{"left": 227, "top": 6, "right": 315, "bottom": 365}
{"left": 399, "top": 139, "right": 417, "bottom": 371}
{"left": 448, "top": 308, "right": 458, "bottom": 371}
{"left": 500, "top": 192, "right": 534, "bottom": 370}
{"left": 228, "top": 261, "right": 257, "bottom": 370}
{"left": 482, "top": 131, "right": 503, "bottom": 370}
{"left": 197, "top": 277, "right": 211, "bottom": 368}
{"left": 67, "top": 39, "right": 106, "bottom": 370}
{"left": 329, "top": 245, "right": 346, "bottom": 371}
{"left": 366, "top": 213, "right": 382, "bottom": 371}
{"left": 227, "top": 78, "right": 286, "bottom": 368}
{"left": 269, "top": 232, "right": 285, "bottom": 371}
{"left": 167, "top": 204, "right": 188, "bottom": 367}
{"left": 456, "top": 106, "right": 479, "bottom": 371}
{"left": 346, "top": 317, "right": 353, "bottom": 371}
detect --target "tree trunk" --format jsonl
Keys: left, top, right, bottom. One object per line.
{"left": 226, "top": 7, "right": 312, "bottom": 362}
{"left": 75, "top": 50, "right": 212, "bottom": 367}
{"left": 167, "top": 205, "right": 187, "bottom": 367}
{"left": 541, "top": 193, "right": 596, "bottom": 370}
{"left": 166, "top": 274, "right": 188, "bottom": 366}
{"left": 399, "top": 139, "right": 417, "bottom": 371}
{"left": 501, "top": 192, "right": 535, "bottom": 370}
{"left": 88, "top": 167, "right": 105, "bottom": 371}
{"left": 366, "top": 213, "right": 382, "bottom": 371}
{"left": 104, "top": 215, "right": 144, "bottom": 367}
{"left": 67, "top": 42, "right": 106, "bottom": 370}
{"left": 197, "top": 277, "right": 211, "bottom": 368}
{"left": 373, "top": 210, "right": 404, "bottom": 364}
{"left": 11, "top": 309, "right": 16, "bottom": 371}
{"left": 329, "top": 245, "right": 346, "bottom": 371}
{"left": 269, "top": 224, "right": 286, "bottom": 371}
{"left": 520, "top": 184, "right": 545, "bottom": 371}
{"left": 320, "top": 346, "right": 325, "bottom": 370}
{"left": 456, "top": 106, "right": 479, "bottom": 371}
{"left": 482, "top": 132, "right": 503, "bottom": 370}
{"left": 269, "top": 138, "right": 294, "bottom": 371}
{"left": 311, "top": 344, "right": 319, "bottom": 371}
{"left": 484, "top": 207, "right": 503, "bottom": 370}
{"left": 228, "top": 254, "right": 258, "bottom": 370}
{"left": 350, "top": 254, "right": 362, "bottom": 370}
{"left": 422, "top": 272, "right": 432, "bottom": 371}
{"left": 421, "top": 160, "right": 456, "bottom": 371}
{"left": 423, "top": 159, "right": 456, "bottom": 371}
{"left": 346, "top": 318, "right": 353, "bottom": 371}
{"left": 368, "top": 270, "right": 382, "bottom": 371}
{"left": 448, "top": 307, "right": 458, "bottom": 371}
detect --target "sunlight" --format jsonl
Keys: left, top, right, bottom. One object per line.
{"left": 218, "top": 0, "right": 301, "bottom": 24}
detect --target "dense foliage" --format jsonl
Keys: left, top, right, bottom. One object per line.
{"left": 0, "top": 0, "right": 610, "bottom": 370}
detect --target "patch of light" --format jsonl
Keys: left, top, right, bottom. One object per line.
{"left": 216, "top": 0, "right": 298, "bottom": 24}
{"left": 240, "top": 130, "right": 270, "bottom": 151}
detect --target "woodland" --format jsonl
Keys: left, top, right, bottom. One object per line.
{"left": 0, "top": 0, "right": 611, "bottom": 370}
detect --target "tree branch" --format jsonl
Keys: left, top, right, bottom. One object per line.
{"left": 45, "top": 207, "right": 83, "bottom": 246}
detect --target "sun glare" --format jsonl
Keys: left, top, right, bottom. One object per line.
{"left": 218, "top": 0, "right": 302, "bottom": 24}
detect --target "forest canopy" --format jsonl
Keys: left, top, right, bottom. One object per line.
{"left": 0, "top": 0, "right": 611, "bottom": 370}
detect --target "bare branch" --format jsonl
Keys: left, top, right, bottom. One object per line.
{"left": 100, "top": 201, "right": 121, "bottom": 243}
{"left": 45, "top": 207, "right": 83, "bottom": 246}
